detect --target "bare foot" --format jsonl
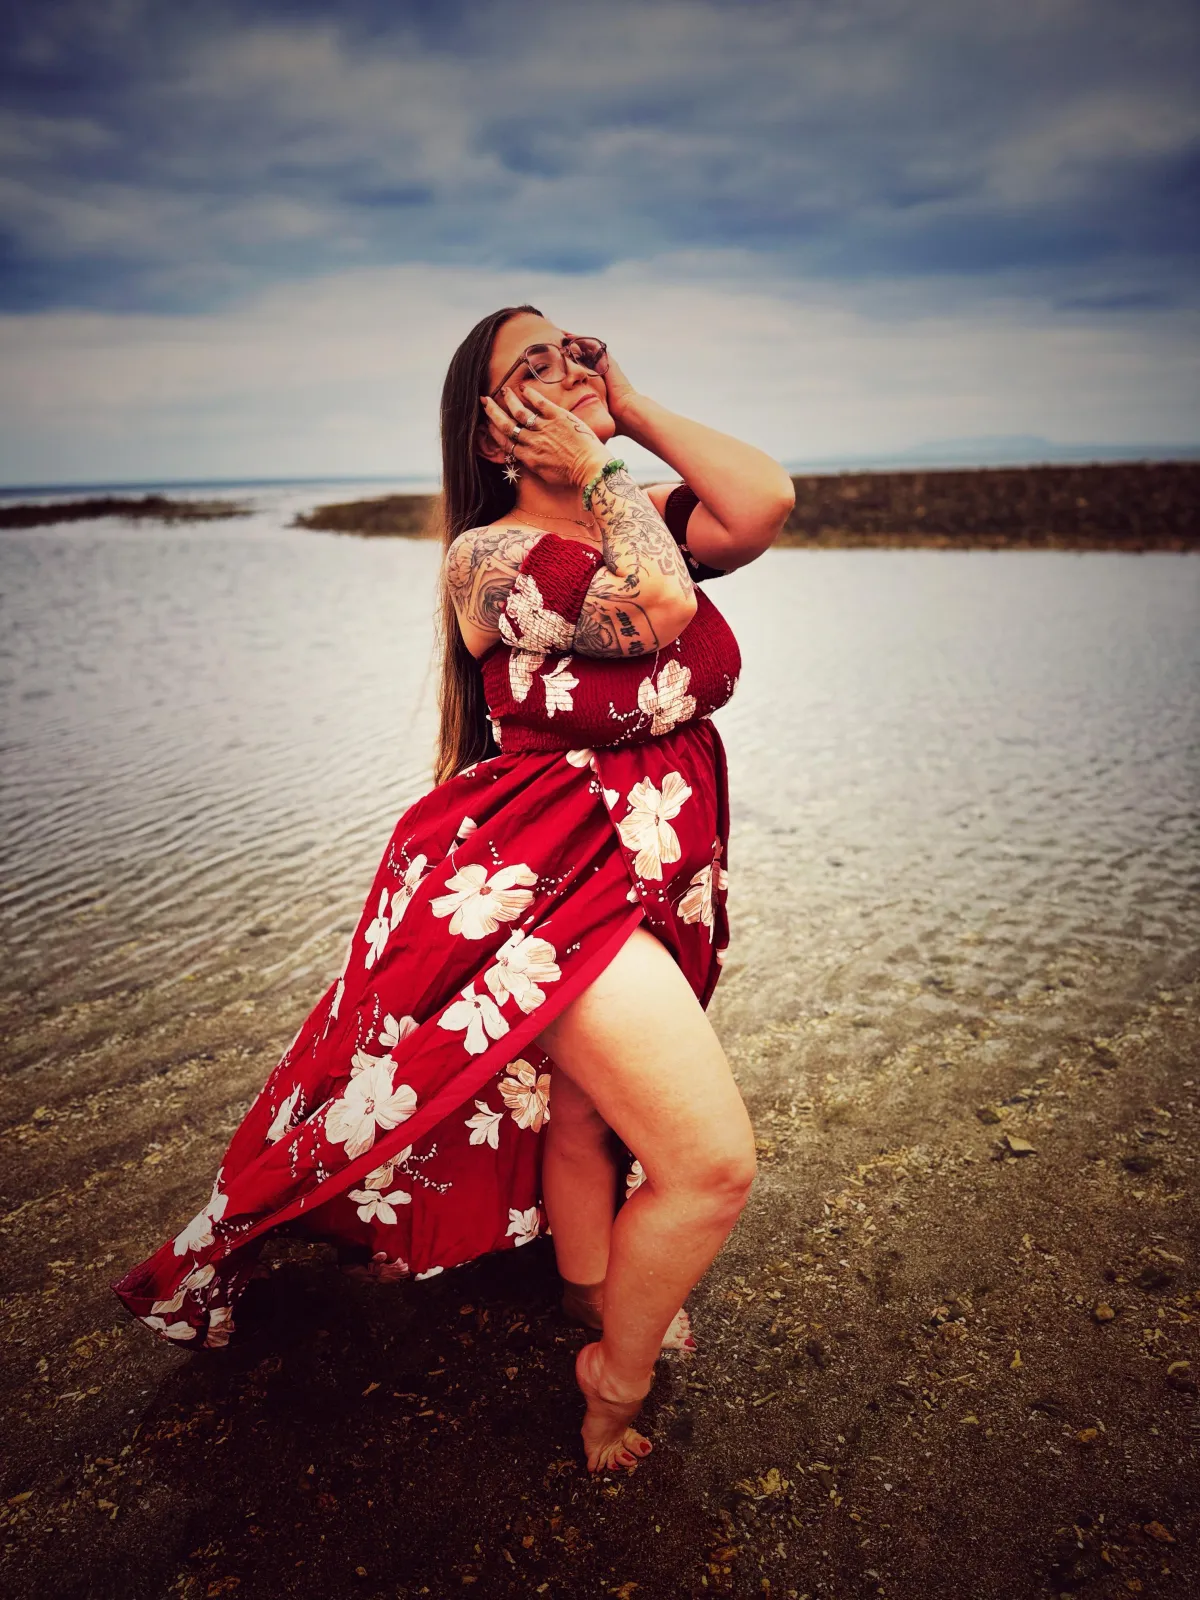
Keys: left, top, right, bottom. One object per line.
{"left": 661, "top": 1306, "right": 697, "bottom": 1352}
{"left": 575, "top": 1341, "right": 654, "bottom": 1473}
{"left": 562, "top": 1288, "right": 697, "bottom": 1353}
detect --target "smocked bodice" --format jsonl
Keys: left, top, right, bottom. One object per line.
{"left": 478, "top": 485, "right": 742, "bottom": 754}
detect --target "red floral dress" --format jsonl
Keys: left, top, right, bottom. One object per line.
{"left": 112, "top": 485, "right": 742, "bottom": 1348}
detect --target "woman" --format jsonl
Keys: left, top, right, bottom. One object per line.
{"left": 112, "top": 304, "right": 794, "bottom": 1474}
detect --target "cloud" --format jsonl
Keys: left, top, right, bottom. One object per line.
{"left": 1, "top": 255, "right": 1195, "bottom": 484}
{"left": 1, "top": 0, "right": 1196, "bottom": 479}
{"left": 0, "top": 0, "right": 1196, "bottom": 312}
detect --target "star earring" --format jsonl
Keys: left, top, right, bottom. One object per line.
{"left": 503, "top": 450, "right": 520, "bottom": 485}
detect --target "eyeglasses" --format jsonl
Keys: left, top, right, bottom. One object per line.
{"left": 490, "top": 336, "right": 608, "bottom": 401}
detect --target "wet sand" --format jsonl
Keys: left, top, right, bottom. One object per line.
{"left": 1, "top": 963, "right": 1196, "bottom": 1599}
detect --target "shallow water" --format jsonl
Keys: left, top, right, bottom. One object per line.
{"left": 2, "top": 484, "right": 1198, "bottom": 1080}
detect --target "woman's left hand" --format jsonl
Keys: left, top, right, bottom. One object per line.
{"left": 598, "top": 348, "right": 641, "bottom": 435}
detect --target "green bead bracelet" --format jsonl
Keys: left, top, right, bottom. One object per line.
{"left": 582, "top": 457, "right": 626, "bottom": 511}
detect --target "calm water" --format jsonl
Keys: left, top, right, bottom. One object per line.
{"left": 2, "top": 484, "right": 1198, "bottom": 1071}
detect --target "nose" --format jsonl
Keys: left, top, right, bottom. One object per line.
{"left": 560, "top": 345, "right": 594, "bottom": 385}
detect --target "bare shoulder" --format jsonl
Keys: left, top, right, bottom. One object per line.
{"left": 445, "top": 519, "right": 551, "bottom": 655}
{"left": 444, "top": 520, "right": 543, "bottom": 609}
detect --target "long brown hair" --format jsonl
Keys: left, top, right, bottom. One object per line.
{"left": 432, "top": 303, "right": 543, "bottom": 786}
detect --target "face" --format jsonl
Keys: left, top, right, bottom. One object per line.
{"left": 481, "top": 313, "right": 615, "bottom": 458}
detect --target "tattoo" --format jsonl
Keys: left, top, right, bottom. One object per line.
{"left": 444, "top": 506, "right": 682, "bottom": 663}
{"left": 588, "top": 468, "right": 696, "bottom": 602}
{"left": 574, "top": 587, "right": 659, "bottom": 657}
{"left": 445, "top": 522, "right": 542, "bottom": 634}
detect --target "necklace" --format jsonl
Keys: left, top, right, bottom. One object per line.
{"left": 519, "top": 509, "right": 599, "bottom": 535}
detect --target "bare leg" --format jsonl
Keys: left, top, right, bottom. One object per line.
{"left": 542, "top": 1068, "right": 620, "bottom": 1284}
{"left": 542, "top": 1071, "right": 697, "bottom": 1351}
{"left": 538, "top": 926, "right": 756, "bottom": 1471}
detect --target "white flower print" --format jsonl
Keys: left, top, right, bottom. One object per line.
{"left": 172, "top": 1182, "right": 227, "bottom": 1257}
{"left": 325, "top": 1058, "right": 418, "bottom": 1161}
{"left": 142, "top": 1315, "right": 197, "bottom": 1341}
{"left": 565, "top": 748, "right": 594, "bottom": 767}
{"left": 488, "top": 716, "right": 503, "bottom": 746}
{"left": 363, "top": 887, "right": 392, "bottom": 969}
{"left": 152, "top": 1259, "right": 216, "bottom": 1317}
{"left": 429, "top": 861, "right": 537, "bottom": 940}
{"left": 347, "top": 1185, "right": 412, "bottom": 1225}
{"left": 616, "top": 772, "right": 693, "bottom": 881}
{"left": 499, "top": 1060, "right": 552, "bottom": 1133}
{"left": 415, "top": 1265, "right": 444, "bottom": 1280}
{"left": 438, "top": 984, "right": 510, "bottom": 1055}
{"left": 507, "top": 1206, "right": 541, "bottom": 1247}
{"left": 625, "top": 1158, "right": 647, "bottom": 1199}
{"left": 637, "top": 659, "right": 697, "bottom": 736}
{"left": 484, "top": 930, "right": 561, "bottom": 1014}
{"left": 349, "top": 1046, "right": 386, "bottom": 1077}
{"left": 456, "top": 816, "right": 477, "bottom": 840}
{"left": 465, "top": 1099, "right": 504, "bottom": 1149}
{"left": 508, "top": 647, "right": 546, "bottom": 704}
{"left": 153, "top": 1263, "right": 216, "bottom": 1319}
{"left": 543, "top": 656, "right": 578, "bottom": 716}
{"left": 499, "top": 571, "right": 575, "bottom": 654}
{"left": 204, "top": 1305, "right": 234, "bottom": 1349}
{"left": 603, "top": 787, "right": 619, "bottom": 808}
{"left": 379, "top": 1012, "right": 417, "bottom": 1051}
{"left": 677, "top": 859, "right": 729, "bottom": 939}
{"left": 266, "top": 1083, "right": 302, "bottom": 1144}
{"left": 324, "top": 940, "right": 352, "bottom": 1036}
{"left": 389, "top": 854, "right": 429, "bottom": 929}
{"left": 360, "top": 1149, "right": 411, "bottom": 1190}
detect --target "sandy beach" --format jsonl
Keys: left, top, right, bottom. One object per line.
{"left": 1, "top": 482, "right": 1197, "bottom": 1599}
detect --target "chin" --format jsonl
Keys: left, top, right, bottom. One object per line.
{"left": 579, "top": 397, "right": 615, "bottom": 438}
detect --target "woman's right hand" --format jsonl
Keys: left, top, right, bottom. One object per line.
{"left": 480, "top": 386, "right": 610, "bottom": 490}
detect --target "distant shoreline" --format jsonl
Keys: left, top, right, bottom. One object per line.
{"left": 296, "top": 461, "right": 1200, "bottom": 552}
{"left": 0, "top": 494, "right": 251, "bottom": 530}
{"left": 4, "top": 462, "right": 1196, "bottom": 549}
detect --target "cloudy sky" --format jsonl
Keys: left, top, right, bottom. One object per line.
{"left": 1, "top": 0, "right": 1197, "bottom": 485}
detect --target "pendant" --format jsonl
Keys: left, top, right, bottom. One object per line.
{"left": 503, "top": 461, "right": 520, "bottom": 485}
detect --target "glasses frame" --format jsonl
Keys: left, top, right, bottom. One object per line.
{"left": 489, "top": 336, "right": 608, "bottom": 402}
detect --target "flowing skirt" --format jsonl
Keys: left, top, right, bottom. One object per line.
{"left": 112, "top": 720, "right": 732, "bottom": 1348}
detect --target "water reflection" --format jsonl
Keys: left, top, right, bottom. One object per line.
{"left": 1, "top": 486, "right": 1197, "bottom": 1072}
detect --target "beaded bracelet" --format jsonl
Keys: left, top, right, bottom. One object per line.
{"left": 581, "top": 457, "right": 626, "bottom": 511}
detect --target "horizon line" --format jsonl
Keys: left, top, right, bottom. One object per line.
{"left": 2, "top": 443, "right": 1199, "bottom": 498}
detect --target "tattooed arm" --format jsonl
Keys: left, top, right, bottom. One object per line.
{"left": 573, "top": 465, "right": 697, "bottom": 658}
{"left": 445, "top": 493, "right": 697, "bottom": 664}
{"left": 475, "top": 384, "right": 698, "bottom": 659}
{"left": 444, "top": 521, "right": 544, "bottom": 656}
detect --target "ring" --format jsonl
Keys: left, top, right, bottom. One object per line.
{"left": 511, "top": 424, "right": 522, "bottom": 441}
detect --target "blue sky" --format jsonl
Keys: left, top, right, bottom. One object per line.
{"left": 1, "top": 0, "right": 1197, "bottom": 483}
